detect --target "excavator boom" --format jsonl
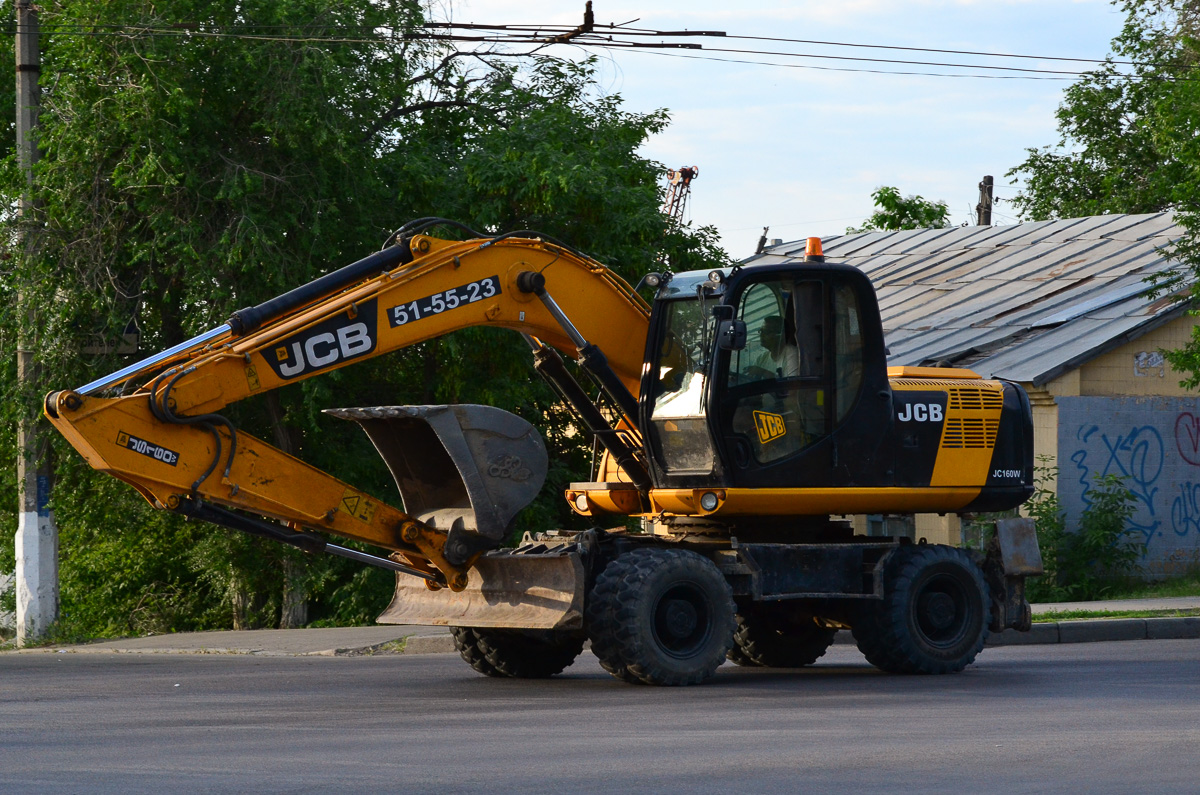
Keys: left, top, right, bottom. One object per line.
{"left": 46, "top": 231, "right": 650, "bottom": 588}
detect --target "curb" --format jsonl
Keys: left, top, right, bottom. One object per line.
{"left": 830, "top": 616, "right": 1200, "bottom": 648}
{"left": 400, "top": 635, "right": 458, "bottom": 655}
{"left": 5, "top": 632, "right": 463, "bottom": 658}
{"left": 987, "top": 616, "right": 1200, "bottom": 646}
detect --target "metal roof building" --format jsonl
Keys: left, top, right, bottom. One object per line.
{"left": 746, "top": 213, "right": 1200, "bottom": 575}
{"left": 747, "top": 212, "right": 1186, "bottom": 386}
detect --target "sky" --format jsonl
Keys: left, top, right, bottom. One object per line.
{"left": 444, "top": 0, "right": 1128, "bottom": 257}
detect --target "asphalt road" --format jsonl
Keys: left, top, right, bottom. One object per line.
{"left": 2, "top": 641, "right": 1198, "bottom": 794}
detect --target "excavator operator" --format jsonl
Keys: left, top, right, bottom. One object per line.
{"left": 754, "top": 314, "right": 803, "bottom": 379}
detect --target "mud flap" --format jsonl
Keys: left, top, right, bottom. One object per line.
{"left": 377, "top": 551, "right": 586, "bottom": 630}
{"left": 984, "top": 517, "right": 1044, "bottom": 632}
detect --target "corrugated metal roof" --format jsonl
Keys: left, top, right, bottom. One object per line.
{"left": 747, "top": 213, "right": 1188, "bottom": 386}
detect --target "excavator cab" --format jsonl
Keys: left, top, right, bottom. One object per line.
{"left": 641, "top": 262, "right": 893, "bottom": 494}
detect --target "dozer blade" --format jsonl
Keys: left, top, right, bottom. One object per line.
{"left": 378, "top": 551, "right": 585, "bottom": 630}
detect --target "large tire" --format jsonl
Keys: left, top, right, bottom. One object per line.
{"left": 586, "top": 548, "right": 736, "bottom": 686}
{"left": 582, "top": 563, "right": 642, "bottom": 683}
{"left": 727, "top": 604, "right": 837, "bottom": 668}
{"left": 852, "top": 544, "right": 989, "bottom": 675}
{"left": 450, "top": 626, "right": 584, "bottom": 679}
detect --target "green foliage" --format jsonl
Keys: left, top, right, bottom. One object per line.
{"left": 1025, "top": 462, "right": 1145, "bottom": 602}
{"left": 1007, "top": 1, "right": 1200, "bottom": 386}
{"left": 846, "top": 186, "right": 951, "bottom": 234}
{"left": 1, "top": 1, "right": 727, "bottom": 639}
{"left": 1007, "top": 0, "right": 1196, "bottom": 221}
{"left": 1101, "top": 569, "right": 1200, "bottom": 599}
{"left": 1034, "top": 607, "right": 1200, "bottom": 621}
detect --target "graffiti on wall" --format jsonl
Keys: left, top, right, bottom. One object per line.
{"left": 1069, "top": 423, "right": 1163, "bottom": 545}
{"left": 1059, "top": 397, "right": 1200, "bottom": 576}
{"left": 1133, "top": 350, "right": 1166, "bottom": 378}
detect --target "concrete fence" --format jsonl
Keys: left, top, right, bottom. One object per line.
{"left": 1058, "top": 396, "right": 1200, "bottom": 577}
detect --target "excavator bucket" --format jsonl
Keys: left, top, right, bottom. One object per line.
{"left": 325, "top": 404, "right": 584, "bottom": 629}
{"left": 323, "top": 404, "right": 547, "bottom": 542}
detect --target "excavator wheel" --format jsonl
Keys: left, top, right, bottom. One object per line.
{"left": 727, "top": 604, "right": 837, "bottom": 668}
{"left": 852, "top": 544, "right": 989, "bottom": 675}
{"left": 582, "top": 563, "right": 643, "bottom": 684}
{"left": 450, "top": 627, "right": 584, "bottom": 679}
{"left": 585, "top": 548, "right": 736, "bottom": 686}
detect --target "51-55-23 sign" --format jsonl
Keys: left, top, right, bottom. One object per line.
{"left": 387, "top": 276, "right": 501, "bottom": 328}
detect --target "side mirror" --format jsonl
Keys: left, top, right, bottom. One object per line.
{"left": 717, "top": 318, "right": 747, "bottom": 350}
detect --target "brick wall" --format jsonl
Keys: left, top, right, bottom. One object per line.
{"left": 1079, "top": 315, "right": 1200, "bottom": 397}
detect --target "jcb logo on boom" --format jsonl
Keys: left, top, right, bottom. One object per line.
{"left": 897, "top": 402, "right": 944, "bottom": 423}
{"left": 263, "top": 299, "right": 379, "bottom": 380}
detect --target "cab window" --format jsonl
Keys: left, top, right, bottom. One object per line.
{"left": 649, "top": 299, "right": 717, "bottom": 474}
{"left": 725, "top": 278, "right": 826, "bottom": 465}
{"left": 833, "top": 282, "right": 864, "bottom": 423}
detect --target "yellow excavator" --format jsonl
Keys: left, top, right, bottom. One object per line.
{"left": 45, "top": 218, "right": 1042, "bottom": 686}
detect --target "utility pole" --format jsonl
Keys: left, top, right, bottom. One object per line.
{"left": 14, "top": 0, "right": 58, "bottom": 645}
{"left": 976, "top": 175, "right": 993, "bottom": 226}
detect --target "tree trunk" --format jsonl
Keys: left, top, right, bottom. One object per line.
{"left": 231, "top": 581, "right": 250, "bottom": 631}
{"left": 280, "top": 552, "right": 308, "bottom": 629}
{"left": 266, "top": 392, "right": 308, "bottom": 628}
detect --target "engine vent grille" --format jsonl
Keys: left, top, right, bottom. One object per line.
{"left": 942, "top": 418, "right": 1001, "bottom": 449}
{"left": 948, "top": 387, "right": 1004, "bottom": 411}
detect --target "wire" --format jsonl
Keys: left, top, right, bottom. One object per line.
{"left": 4, "top": 22, "right": 1136, "bottom": 71}
{"left": 400, "top": 31, "right": 1167, "bottom": 81}
{"left": 725, "top": 216, "right": 869, "bottom": 232}
{"left": 582, "top": 44, "right": 1084, "bottom": 81}
{"left": 421, "top": 19, "right": 1179, "bottom": 70}
{"left": 717, "top": 33, "right": 1143, "bottom": 68}
{"left": 15, "top": 20, "right": 1188, "bottom": 81}
{"left": 436, "top": 23, "right": 1150, "bottom": 69}
{"left": 582, "top": 40, "right": 1101, "bottom": 76}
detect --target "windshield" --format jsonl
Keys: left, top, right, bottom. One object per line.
{"left": 649, "top": 298, "right": 717, "bottom": 474}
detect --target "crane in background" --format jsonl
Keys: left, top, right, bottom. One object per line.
{"left": 662, "top": 166, "right": 699, "bottom": 224}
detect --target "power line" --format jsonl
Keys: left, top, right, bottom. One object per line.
{"left": 719, "top": 33, "right": 1141, "bottom": 68}
{"left": 11, "top": 20, "right": 1190, "bottom": 81}
{"left": 401, "top": 29, "right": 1172, "bottom": 80}
{"left": 579, "top": 40, "right": 1104, "bottom": 77}
{"left": 1, "top": 21, "right": 1128, "bottom": 71}
{"left": 428, "top": 22, "right": 1152, "bottom": 69}
{"left": 581, "top": 44, "right": 1086, "bottom": 81}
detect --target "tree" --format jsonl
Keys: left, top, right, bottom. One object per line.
{"left": 1, "top": 1, "right": 728, "bottom": 637}
{"left": 1006, "top": 1, "right": 1196, "bottom": 220}
{"left": 1006, "top": 0, "right": 1200, "bottom": 386}
{"left": 846, "top": 186, "right": 951, "bottom": 234}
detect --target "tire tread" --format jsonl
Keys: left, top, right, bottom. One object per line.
{"left": 852, "top": 544, "right": 989, "bottom": 675}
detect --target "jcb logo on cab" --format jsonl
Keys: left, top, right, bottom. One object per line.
{"left": 897, "top": 402, "right": 944, "bottom": 423}
{"left": 753, "top": 410, "right": 787, "bottom": 443}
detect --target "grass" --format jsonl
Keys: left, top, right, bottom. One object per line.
{"left": 1029, "top": 570, "right": 1200, "bottom": 606}
{"left": 1098, "top": 573, "right": 1200, "bottom": 600}
{"left": 1033, "top": 608, "right": 1200, "bottom": 623}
